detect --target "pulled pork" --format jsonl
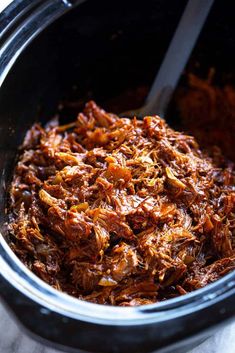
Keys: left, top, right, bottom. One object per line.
{"left": 176, "top": 71, "right": 235, "bottom": 161}
{"left": 8, "top": 101, "right": 235, "bottom": 306}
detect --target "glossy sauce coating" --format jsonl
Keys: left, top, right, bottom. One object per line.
{"left": 9, "top": 101, "right": 235, "bottom": 306}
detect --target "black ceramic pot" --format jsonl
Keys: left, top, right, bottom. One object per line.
{"left": 0, "top": 1, "right": 235, "bottom": 353}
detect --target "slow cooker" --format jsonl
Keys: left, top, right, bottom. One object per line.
{"left": 0, "top": 1, "right": 234, "bottom": 352}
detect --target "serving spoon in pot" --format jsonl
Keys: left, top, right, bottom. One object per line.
{"left": 123, "top": 0, "right": 214, "bottom": 118}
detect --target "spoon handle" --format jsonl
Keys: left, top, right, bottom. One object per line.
{"left": 142, "top": 0, "right": 214, "bottom": 117}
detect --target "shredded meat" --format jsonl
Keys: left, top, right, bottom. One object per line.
{"left": 176, "top": 70, "right": 235, "bottom": 161}
{"left": 8, "top": 100, "right": 235, "bottom": 306}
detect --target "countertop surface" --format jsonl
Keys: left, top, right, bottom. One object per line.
{"left": 0, "top": 1, "right": 12, "bottom": 12}
{"left": 0, "top": 1, "right": 234, "bottom": 352}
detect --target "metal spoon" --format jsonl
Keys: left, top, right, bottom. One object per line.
{"left": 123, "top": 0, "right": 214, "bottom": 118}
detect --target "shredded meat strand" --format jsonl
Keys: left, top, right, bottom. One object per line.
{"left": 8, "top": 100, "right": 235, "bottom": 306}
{"left": 176, "top": 70, "right": 235, "bottom": 161}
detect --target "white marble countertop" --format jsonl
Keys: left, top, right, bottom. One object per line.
{"left": 0, "top": 0, "right": 12, "bottom": 12}
{"left": 0, "top": 1, "right": 234, "bottom": 352}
